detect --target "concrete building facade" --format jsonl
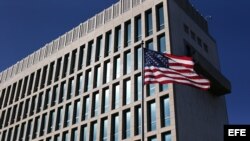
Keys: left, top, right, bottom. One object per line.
{"left": 0, "top": 0, "right": 230, "bottom": 141}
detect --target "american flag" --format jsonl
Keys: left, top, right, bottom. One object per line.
{"left": 144, "top": 48, "right": 210, "bottom": 90}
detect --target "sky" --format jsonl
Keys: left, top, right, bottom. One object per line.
{"left": 0, "top": 0, "right": 249, "bottom": 124}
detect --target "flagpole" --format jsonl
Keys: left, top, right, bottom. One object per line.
{"left": 141, "top": 40, "right": 145, "bottom": 141}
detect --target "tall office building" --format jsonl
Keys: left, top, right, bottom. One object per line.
{"left": 0, "top": 0, "right": 231, "bottom": 141}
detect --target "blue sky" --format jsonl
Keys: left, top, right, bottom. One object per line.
{"left": 0, "top": 0, "right": 249, "bottom": 124}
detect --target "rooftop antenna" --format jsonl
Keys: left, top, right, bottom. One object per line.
{"left": 205, "top": 15, "right": 212, "bottom": 21}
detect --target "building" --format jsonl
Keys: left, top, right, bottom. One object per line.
{"left": 0, "top": 0, "right": 231, "bottom": 141}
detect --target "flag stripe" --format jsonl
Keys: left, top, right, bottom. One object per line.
{"left": 144, "top": 49, "right": 210, "bottom": 90}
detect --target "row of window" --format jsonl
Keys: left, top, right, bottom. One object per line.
{"left": 0, "top": 3, "right": 166, "bottom": 111}
{"left": 0, "top": 31, "right": 166, "bottom": 112}
{"left": 184, "top": 24, "right": 209, "bottom": 52}
{"left": 0, "top": 96, "right": 170, "bottom": 141}
{"left": 0, "top": 69, "right": 168, "bottom": 129}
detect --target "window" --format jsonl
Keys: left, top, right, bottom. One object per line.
{"left": 146, "top": 40, "right": 154, "bottom": 50}
{"left": 54, "top": 58, "right": 61, "bottom": 82}
{"left": 96, "top": 36, "right": 103, "bottom": 61}
{"left": 135, "top": 47, "right": 142, "bottom": 70}
{"left": 135, "top": 106, "right": 142, "bottom": 135}
{"left": 90, "top": 122, "right": 98, "bottom": 141}
{"left": 21, "top": 76, "right": 28, "bottom": 98}
{"left": 67, "top": 78, "right": 74, "bottom": 99}
{"left": 56, "top": 107, "right": 63, "bottom": 130}
{"left": 147, "top": 84, "right": 156, "bottom": 96}
{"left": 13, "top": 125, "right": 19, "bottom": 141}
{"left": 15, "top": 80, "right": 22, "bottom": 102}
{"left": 135, "top": 74, "right": 142, "bottom": 101}
{"left": 94, "top": 65, "right": 101, "bottom": 88}
{"left": 113, "top": 56, "right": 120, "bottom": 79}
{"left": 27, "top": 73, "right": 35, "bottom": 95}
{"left": 20, "top": 122, "right": 26, "bottom": 140}
{"left": 80, "top": 125, "right": 88, "bottom": 141}
{"left": 59, "top": 81, "right": 66, "bottom": 103}
{"left": 113, "top": 83, "right": 120, "bottom": 109}
{"left": 161, "top": 97, "right": 170, "bottom": 127}
{"left": 148, "top": 101, "right": 157, "bottom": 131}
{"left": 34, "top": 116, "right": 41, "bottom": 138}
{"left": 55, "top": 134, "right": 61, "bottom": 141}
{"left": 102, "top": 88, "right": 110, "bottom": 113}
{"left": 76, "top": 74, "right": 83, "bottom": 95}
{"left": 23, "top": 98, "right": 30, "bottom": 118}
{"left": 84, "top": 69, "right": 92, "bottom": 92}
{"left": 101, "top": 118, "right": 108, "bottom": 141}
{"left": 63, "top": 131, "right": 69, "bottom": 141}
{"left": 158, "top": 34, "right": 166, "bottom": 52}
{"left": 148, "top": 136, "right": 157, "bottom": 141}
{"left": 62, "top": 54, "right": 69, "bottom": 78}
{"left": 29, "top": 95, "right": 36, "bottom": 116}
{"left": 105, "top": 31, "right": 112, "bottom": 57}
{"left": 124, "top": 79, "right": 131, "bottom": 105}
{"left": 103, "top": 61, "right": 111, "bottom": 83}
{"left": 114, "top": 26, "right": 122, "bottom": 52}
{"left": 160, "top": 84, "right": 168, "bottom": 92}
{"left": 64, "top": 104, "right": 72, "bottom": 127}
{"left": 93, "top": 93, "right": 100, "bottom": 117}
{"left": 156, "top": 4, "right": 165, "bottom": 31}
{"left": 82, "top": 96, "right": 90, "bottom": 120}
{"left": 51, "top": 85, "right": 59, "bottom": 106}
{"left": 125, "top": 21, "right": 131, "bottom": 47}
{"left": 70, "top": 49, "right": 77, "bottom": 74}
{"left": 72, "top": 128, "right": 78, "bottom": 141}
{"left": 6, "top": 127, "right": 13, "bottom": 141}
{"left": 44, "top": 89, "right": 51, "bottom": 110}
{"left": 124, "top": 51, "right": 132, "bottom": 74}
{"left": 47, "top": 62, "right": 55, "bottom": 85}
{"left": 26, "top": 120, "right": 33, "bottom": 140}
{"left": 112, "top": 114, "right": 119, "bottom": 141}
{"left": 135, "top": 15, "right": 142, "bottom": 42}
{"left": 162, "top": 132, "right": 172, "bottom": 141}
{"left": 123, "top": 110, "right": 131, "bottom": 139}
{"left": 73, "top": 100, "right": 81, "bottom": 124}
{"left": 78, "top": 45, "right": 85, "bottom": 70}
{"left": 47, "top": 110, "right": 55, "bottom": 133}
{"left": 34, "top": 69, "right": 41, "bottom": 92}
{"left": 145, "top": 9, "right": 153, "bottom": 36}
{"left": 40, "top": 114, "right": 47, "bottom": 136}
{"left": 86, "top": 41, "right": 94, "bottom": 66}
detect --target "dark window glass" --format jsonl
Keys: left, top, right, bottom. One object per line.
{"left": 145, "top": 9, "right": 153, "bottom": 36}
{"left": 156, "top": 4, "right": 165, "bottom": 31}
{"left": 112, "top": 114, "right": 119, "bottom": 141}
{"left": 125, "top": 21, "right": 131, "bottom": 47}
{"left": 148, "top": 101, "right": 157, "bottom": 131}
{"left": 135, "top": 106, "right": 142, "bottom": 135}
{"left": 115, "top": 26, "right": 122, "bottom": 52}
{"left": 135, "top": 16, "right": 142, "bottom": 42}
{"left": 123, "top": 110, "right": 131, "bottom": 139}
{"left": 124, "top": 51, "right": 132, "bottom": 74}
{"left": 105, "top": 31, "right": 112, "bottom": 57}
{"left": 162, "top": 132, "right": 172, "bottom": 141}
{"left": 135, "top": 74, "right": 142, "bottom": 101}
{"left": 96, "top": 36, "right": 103, "bottom": 61}
{"left": 86, "top": 41, "right": 94, "bottom": 66}
{"left": 113, "top": 56, "right": 120, "bottom": 79}
{"left": 158, "top": 34, "right": 166, "bottom": 52}
{"left": 124, "top": 79, "right": 131, "bottom": 105}
{"left": 161, "top": 97, "right": 170, "bottom": 127}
